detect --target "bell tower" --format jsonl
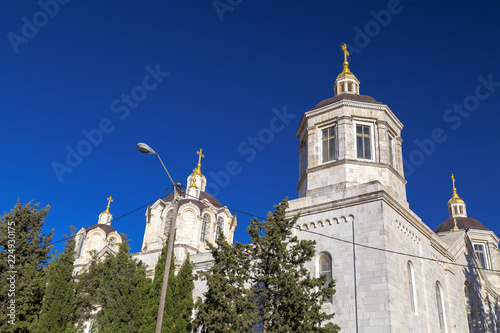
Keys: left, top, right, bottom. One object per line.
{"left": 296, "top": 44, "right": 407, "bottom": 206}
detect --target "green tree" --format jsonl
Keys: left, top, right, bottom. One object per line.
{"left": 195, "top": 199, "right": 340, "bottom": 332}
{"left": 140, "top": 233, "right": 194, "bottom": 333}
{"left": 248, "top": 199, "right": 339, "bottom": 332}
{"left": 194, "top": 232, "right": 258, "bottom": 332}
{"left": 33, "top": 235, "right": 77, "bottom": 333}
{"left": 0, "top": 200, "right": 54, "bottom": 333}
{"left": 76, "top": 237, "right": 150, "bottom": 333}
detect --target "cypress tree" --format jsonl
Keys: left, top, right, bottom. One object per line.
{"left": 248, "top": 199, "right": 340, "bottom": 332}
{"left": 194, "top": 232, "right": 258, "bottom": 332}
{"left": 0, "top": 200, "right": 53, "bottom": 333}
{"left": 140, "top": 233, "right": 194, "bottom": 333}
{"left": 33, "top": 235, "right": 77, "bottom": 333}
{"left": 76, "top": 237, "right": 150, "bottom": 333}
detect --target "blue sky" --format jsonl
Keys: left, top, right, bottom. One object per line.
{"left": 2, "top": 0, "right": 500, "bottom": 255}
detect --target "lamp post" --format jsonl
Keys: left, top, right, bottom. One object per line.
{"left": 136, "top": 143, "right": 181, "bottom": 333}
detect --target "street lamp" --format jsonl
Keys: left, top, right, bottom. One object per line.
{"left": 136, "top": 143, "right": 180, "bottom": 333}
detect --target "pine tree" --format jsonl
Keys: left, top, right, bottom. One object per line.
{"left": 140, "top": 233, "right": 194, "bottom": 333}
{"left": 33, "top": 235, "right": 77, "bottom": 333}
{"left": 76, "top": 237, "right": 150, "bottom": 333}
{"left": 0, "top": 200, "right": 54, "bottom": 333}
{"left": 248, "top": 199, "right": 340, "bottom": 332}
{"left": 194, "top": 232, "right": 258, "bottom": 332}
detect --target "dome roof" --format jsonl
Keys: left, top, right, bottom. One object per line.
{"left": 165, "top": 190, "right": 223, "bottom": 209}
{"left": 434, "top": 217, "right": 489, "bottom": 233}
{"left": 85, "top": 224, "right": 117, "bottom": 236}
{"left": 311, "top": 94, "right": 382, "bottom": 111}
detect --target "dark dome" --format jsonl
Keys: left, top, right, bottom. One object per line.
{"left": 311, "top": 94, "right": 382, "bottom": 111}
{"left": 165, "top": 190, "right": 223, "bottom": 209}
{"left": 434, "top": 217, "right": 489, "bottom": 233}
{"left": 85, "top": 224, "right": 117, "bottom": 236}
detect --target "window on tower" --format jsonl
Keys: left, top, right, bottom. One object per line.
{"left": 319, "top": 253, "right": 333, "bottom": 303}
{"left": 473, "top": 243, "right": 488, "bottom": 269}
{"left": 356, "top": 123, "right": 372, "bottom": 160}
{"left": 321, "top": 125, "right": 337, "bottom": 163}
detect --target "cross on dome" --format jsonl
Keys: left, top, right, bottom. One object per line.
{"left": 189, "top": 149, "right": 205, "bottom": 189}
{"left": 104, "top": 196, "right": 113, "bottom": 214}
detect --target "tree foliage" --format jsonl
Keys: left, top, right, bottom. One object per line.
{"left": 0, "top": 200, "right": 53, "bottom": 332}
{"left": 76, "top": 238, "right": 150, "bottom": 333}
{"left": 195, "top": 199, "right": 340, "bottom": 332}
{"left": 140, "top": 233, "right": 194, "bottom": 333}
{"left": 194, "top": 233, "right": 258, "bottom": 332}
{"left": 33, "top": 235, "right": 77, "bottom": 333}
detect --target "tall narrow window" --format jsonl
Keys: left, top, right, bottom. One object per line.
{"left": 164, "top": 209, "right": 173, "bottom": 237}
{"left": 201, "top": 213, "right": 210, "bottom": 241}
{"left": 319, "top": 253, "right": 333, "bottom": 302}
{"left": 76, "top": 234, "right": 84, "bottom": 259}
{"left": 473, "top": 244, "right": 487, "bottom": 269}
{"left": 388, "top": 134, "right": 395, "bottom": 167}
{"left": 356, "top": 124, "right": 372, "bottom": 159}
{"left": 408, "top": 261, "right": 417, "bottom": 313}
{"left": 215, "top": 216, "right": 224, "bottom": 238}
{"left": 464, "top": 284, "right": 474, "bottom": 333}
{"left": 322, "top": 125, "right": 337, "bottom": 163}
{"left": 436, "top": 282, "right": 446, "bottom": 331}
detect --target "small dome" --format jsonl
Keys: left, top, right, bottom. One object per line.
{"left": 165, "top": 190, "right": 223, "bottom": 208}
{"left": 434, "top": 217, "right": 489, "bottom": 233}
{"left": 311, "top": 94, "right": 381, "bottom": 111}
{"left": 85, "top": 224, "right": 117, "bottom": 236}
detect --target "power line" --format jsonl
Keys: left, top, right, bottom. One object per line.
{"left": 46, "top": 190, "right": 495, "bottom": 275}
{"left": 300, "top": 228, "right": 500, "bottom": 274}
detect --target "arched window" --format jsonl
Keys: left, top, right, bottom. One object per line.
{"left": 108, "top": 237, "right": 116, "bottom": 248}
{"left": 215, "top": 216, "right": 224, "bottom": 238}
{"left": 408, "top": 261, "right": 417, "bottom": 313}
{"left": 436, "top": 281, "right": 446, "bottom": 331}
{"left": 164, "top": 209, "right": 173, "bottom": 236}
{"left": 464, "top": 283, "right": 474, "bottom": 332}
{"left": 76, "top": 234, "right": 84, "bottom": 259}
{"left": 201, "top": 213, "right": 210, "bottom": 241}
{"left": 319, "top": 253, "right": 333, "bottom": 303}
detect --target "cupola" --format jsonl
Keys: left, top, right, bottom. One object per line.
{"left": 98, "top": 196, "right": 113, "bottom": 225}
{"left": 447, "top": 174, "right": 467, "bottom": 218}
{"left": 334, "top": 44, "right": 360, "bottom": 95}
{"left": 186, "top": 149, "right": 207, "bottom": 200}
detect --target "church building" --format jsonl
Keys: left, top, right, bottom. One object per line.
{"left": 73, "top": 45, "right": 500, "bottom": 332}
{"left": 287, "top": 45, "right": 500, "bottom": 332}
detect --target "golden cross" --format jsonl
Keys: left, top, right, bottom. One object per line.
{"left": 105, "top": 196, "right": 113, "bottom": 213}
{"left": 342, "top": 44, "right": 349, "bottom": 63}
{"left": 451, "top": 174, "right": 456, "bottom": 189}
{"left": 197, "top": 149, "right": 204, "bottom": 167}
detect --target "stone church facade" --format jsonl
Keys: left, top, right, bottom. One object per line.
{"left": 73, "top": 47, "right": 500, "bottom": 332}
